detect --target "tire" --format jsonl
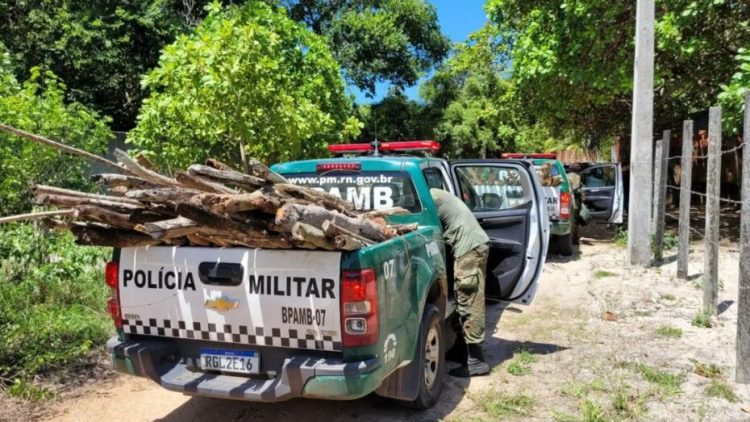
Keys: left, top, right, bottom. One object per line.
{"left": 555, "top": 232, "right": 575, "bottom": 256}
{"left": 405, "top": 304, "right": 445, "bottom": 410}
{"left": 572, "top": 222, "right": 580, "bottom": 245}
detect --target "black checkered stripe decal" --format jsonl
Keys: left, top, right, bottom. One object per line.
{"left": 122, "top": 319, "right": 342, "bottom": 352}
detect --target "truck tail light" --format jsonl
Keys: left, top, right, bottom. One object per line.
{"left": 104, "top": 261, "right": 122, "bottom": 329}
{"left": 341, "top": 269, "right": 378, "bottom": 347}
{"left": 560, "top": 192, "right": 571, "bottom": 220}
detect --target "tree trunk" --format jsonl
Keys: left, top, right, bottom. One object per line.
{"left": 276, "top": 203, "right": 391, "bottom": 242}
{"left": 114, "top": 148, "right": 177, "bottom": 187}
{"left": 91, "top": 173, "right": 161, "bottom": 191}
{"left": 175, "top": 171, "right": 236, "bottom": 194}
{"left": 291, "top": 222, "right": 336, "bottom": 250}
{"left": 188, "top": 164, "right": 267, "bottom": 191}
{"left": 71, "top": 224, "right": 162, "bottom": 247}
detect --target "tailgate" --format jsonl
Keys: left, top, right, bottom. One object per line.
{"left": 542, "top": 186, "right": 561, "bottom": 221}
{"left": 118, "top": 247, "right": 343, "bottom": 352}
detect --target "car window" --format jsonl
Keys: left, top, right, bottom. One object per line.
{"left": 423, "top": 168, "right": 446, "bottom": 190}
{"left": 283, "top": 171, "right": 422, "bottom": 212}
{"left": 454, "top": 166, "right": 532, "bottom": 211}
{"left": 582, "top": 166, "right": 616, "bottom": 188}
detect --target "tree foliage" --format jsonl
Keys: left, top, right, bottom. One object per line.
{"left": 0, "top": 44, "right": 112, "bottom": 215}
{"left": 355, "top": 88, "right": 435, "bottom": 143}
{"left": 129, "top": 2, "right": 359, "bottom": 169}
{"left": 280, "top": 0, "right": 450, "bottom": 95}
{"left": 0, "top": 1, "right": 203, "bottom": 131}
{"left": 485, "top": 0, "right": 750, "bottom": 146}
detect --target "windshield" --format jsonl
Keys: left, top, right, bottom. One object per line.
{"left": 283, "top": 171, "right": 422, "bottom": 213}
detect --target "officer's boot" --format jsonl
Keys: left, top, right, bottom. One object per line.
{"left": 448, "top": 343, "right": 490, "bottom": 377}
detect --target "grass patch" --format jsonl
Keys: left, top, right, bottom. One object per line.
{"left": 633, "top": 310, "right": 653, "bottom": 317}
{"left": 580, "top": 399, "right": 607, "bottom": 422}
{"left": 691, "top": 360, "right": 723, "bottom": 379}
{"left": 659, "top": 293, "right": 676, "bottom": 301}
{"left": 0, "top": 224, "right": 110, "bottom": 400}
{"left": 614, "top": 229, "right": 628, "bottom": 248}
{"left": 705, "top": 380, "right": 738, "bottom": 402}
{"left": 635, "top": 364, "right": 685, "bottom": 397}
{"left": 506, "top": 348, "right": 537, "bottom": 376}
{"left": 692, "top": 310, "right": 713, "bottom": 328}
{"left": 593, "top": 269, "right": 617, "bottom": 279}
{"left": 612, "top": 389, "right": 647, "bottom": 420}
{"left": 655, "top": 325, "right": 683, "bottom": 338}
{"left": 561, "top": 378, "right": 607, "bottom": 398}
{"left": 475, "top": 391, "right": 535, "bottom": 418}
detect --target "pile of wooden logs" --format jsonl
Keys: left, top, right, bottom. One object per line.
{"left": 0, "top": 124, "right": 414, "bottom": 251}
{"left": 536, "top": 162, "right": 563, "bottom": 187}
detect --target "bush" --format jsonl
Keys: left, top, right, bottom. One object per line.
{"left": 0, "top": 223, "right": 111, "bottom": 397}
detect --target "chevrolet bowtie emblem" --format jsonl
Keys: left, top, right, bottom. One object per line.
{"left": 205, "top": 296, "right": 240, "bottom": 312}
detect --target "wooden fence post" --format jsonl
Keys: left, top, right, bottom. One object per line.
{"left": 653, "top": 131, "right": 670, "bottom": 261}
{"left": 677, "top": 121, "right": 693, "bottom": 279}
{"left": 737, "top": 92, "right": 750, "bottom": 383}
{"left": 704, "top": 106, "right": 722, "bottom": 314}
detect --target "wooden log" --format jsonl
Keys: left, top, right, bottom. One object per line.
{"left": 0, "top": 123, "right": 126, "bottom": 173}
{"left": 36, "top": 194, "right": 143, "bottom": 213}
{"left": 175, "top": 171, "right": 236, "bottom": 194}
{"left": 188, "top": 164, "right": 267, "bottom": 191}
{"left": 71, "top": 224, "right": 162, "bottom": 247}
{"left": 35, "top": 184, "right": 142, "bottom": 206}
{"left": 134, "top": 152, "right": 157, "bottom": 171}
{"left": 246, "top": 157, "right": 288, "bottom": 184}
{"left": 321, "top": 220, "right": 375, "bottom": 245}
{"left": 42, "top": 218, "right": 69, "bottom": 231}
{"left": 186, "top": 233, "right": 213, "bottom": 247}
{"left": 114, "top": 149, "right": 177, "bottom": 187}
{"left": 129, "top": 208, "right": 177, "bottom": 223}
{"left": 291, "top": 222, "right": 335, "bottom": 250}
{"left": 205, "top": 158, "right": 236, "bottom": 172}
{"left": 126, "top": 187, "right": 204, "bottom": 203}
{"left": 203, "top": 191, "right": 284, "bottom": 215}
{"left": 0, "top": 209, "right": 77, "bottom": 224}
{"left": 274, "top": 183, "right": 354, "bottom": 214}
{"left": 91, "top": 173, "right": 161, "bottom": 191}
{"left": 334, "top": 235, "right": 368, "bottom": 251}
{"left": 75, "top": 205, "right": 136, "bottom": 229}
{"left": 134, "top": 217, "right": 201, "bottom": 240}
{"left": 276, "top": 203, "right": 391, "bottom": 242}
{"left": 364, "top": 207, "right": 410, "bottom": 219}
{"left": 389, "top": 223, "right": 418, "bottom": 235}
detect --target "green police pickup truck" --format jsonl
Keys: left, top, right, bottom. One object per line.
{"left": 106, "top": 141, "right": 549, "bottom": 409}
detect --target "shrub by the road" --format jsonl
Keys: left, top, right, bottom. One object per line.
{"left": 0, "top": 223, "right": 110, "bottom": 399}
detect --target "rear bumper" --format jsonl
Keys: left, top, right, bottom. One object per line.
{"left": 107, "top": 337, "right": 382, "bottom": 402}
{"left": 549, "top": 220, "right": 572, "bottom": 236}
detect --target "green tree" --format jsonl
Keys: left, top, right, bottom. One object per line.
{"left": 0, "top": 1, "right": 205, "bottom": 131}
{"left": 129, "top": 2, "right": 359, "bottom": 169}
{"left": 485, "top": 0, "right": 750, "bottom": 146}
{"left": 421, "top": 26, "right": 520, "bottom": 158}
{"left": 280, "top": 0, "right": 450, "bottom": 95}
{"left": 0, "top": 44, "right": 112, "bottom": 215}
{"left": 355, "top": 88, "right": 435, "bottom": 142}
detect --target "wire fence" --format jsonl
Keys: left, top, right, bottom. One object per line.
{"left": 644, "top": 95, "right": 750, "bottom": 384}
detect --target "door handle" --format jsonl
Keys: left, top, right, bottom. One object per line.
{"left": 198, "top": 262, "right": 244, "bottom": 286}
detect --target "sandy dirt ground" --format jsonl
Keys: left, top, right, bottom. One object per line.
{"left": 3, "top": 224, "right": 750, "bottom": 421}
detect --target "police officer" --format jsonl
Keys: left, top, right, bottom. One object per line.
{"left": 430, "top": 188, "right": 490, "bottom": 377}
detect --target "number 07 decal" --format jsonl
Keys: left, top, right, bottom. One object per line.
{"left": 383, "top": 259, "right": 395, "bottom": 280}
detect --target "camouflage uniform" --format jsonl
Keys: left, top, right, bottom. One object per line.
{"left": 430, "top": 189, "right": 490, "bottom": 345}
{"left": 454, "top": 243, "right": 489, "bottom": 344}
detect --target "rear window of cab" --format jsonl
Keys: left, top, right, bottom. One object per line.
{"left": 282, "top": 171, "right": 422, "bottom": 213}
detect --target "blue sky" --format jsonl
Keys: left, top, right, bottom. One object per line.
{"left": 348, "top": 0, "right": 487, "bottom": 104}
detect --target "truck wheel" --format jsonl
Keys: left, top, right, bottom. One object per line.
{"left": 555, "top": 233, "right": 575, "bottom": 256}
{"left": 405, "top": 304, "right": 445, "bottom": 410}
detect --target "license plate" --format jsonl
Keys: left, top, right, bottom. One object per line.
{"left": 200, "top": 348, "right": 259, "bottom": 375}
{"left": 546, "top": 197, "right": 560, "bottom": 219}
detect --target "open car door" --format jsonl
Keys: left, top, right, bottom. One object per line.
{"left": 449, "top": 160, "right": 549, "bottom": 305}
{"left": 579, "top": 163, "right": 624, "bottom": 224}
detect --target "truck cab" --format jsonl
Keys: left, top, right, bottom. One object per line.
{"left": 106, "top": 141, "right": 549, "bottom": 409}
